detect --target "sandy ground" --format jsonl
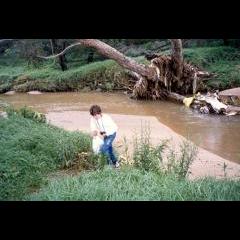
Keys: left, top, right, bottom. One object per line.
{"left": 47, "top": 111, "right": 240, "bottom": 180}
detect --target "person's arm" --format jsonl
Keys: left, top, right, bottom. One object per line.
{"left": 90, "top": 118, "right": 98, "bottom": 137}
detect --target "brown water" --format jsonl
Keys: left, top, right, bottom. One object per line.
{"left": 1, "top": 92, "right": 240, "bottom": 164}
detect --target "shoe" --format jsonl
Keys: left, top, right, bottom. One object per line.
{"left": 114, "top": 161, "right": 120, "bottom": 168}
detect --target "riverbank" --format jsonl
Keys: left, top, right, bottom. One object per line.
{"left": 1, "top": 111, "right": 240, "bottom": 201}
{"left": 1, "top": 47, "right": 240, "bottom": 94}
{"left": 0, "top": 109, "right": 240, "bottom": 201}
{"left": 46, "top": 111, "right": 240, "bottom": 180}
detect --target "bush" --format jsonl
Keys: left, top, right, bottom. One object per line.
{"left": 132, "top": 124, "right": 197, "bottom": 178}
{"left": 167, "top": 140, "right": 198, "bottom": 179}
{"left": 133, "top": 124, "right": 168, "bottom": 173}
{"left": 6, "top": 106, "right": 46, "bottom": 123}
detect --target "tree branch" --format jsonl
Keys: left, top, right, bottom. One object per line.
{"left": 0, "top": 39, "right": 14, "bottom": 44}
{"left": 37, "top": 42, "right": 82, "bottom": 59}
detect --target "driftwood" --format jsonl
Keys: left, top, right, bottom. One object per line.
{"left": 168, "top": 91, "right": 240, "bottom": 115}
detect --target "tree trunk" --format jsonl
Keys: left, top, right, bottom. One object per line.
{"left": 87, "top": 50, "right": 94, "bottom": 64}
{"left": 51, "top": 39, "right": 68, "bottom": 71}
{"left": 167, "top": 92, "right": 185, "bottom": 103}
{"left": 49, "top": 39, "right": 54, "bottom": 55}
{"left": 77, "top": 39, "right": 204, "bottom": 99}
{"left": 78, "top": 39, "right": 156, "bottom": 79}
{"left": 170, "top": 39, "right": 183, "bottom": 81}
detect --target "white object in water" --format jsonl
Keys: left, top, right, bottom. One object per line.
{"left": 92, "top": 136, "right": 104, "bottom": 154}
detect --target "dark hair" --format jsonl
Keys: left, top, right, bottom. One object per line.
{"left": 90, "top": 105, "right": 102, "bottom": 116}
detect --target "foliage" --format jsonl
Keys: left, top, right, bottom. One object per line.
{"left": 183, "top": 46, "right": 240, "bottom": 89}
{"left": 0, "top": 112, "right": 93, "bottom": 200}
{"left": 28, "top": 166, "right": 240, "bottom": 201}
{"left": 6, "top": 106, "right": 46, "bottom": 123}
{"left": 0, "top": 56, "right": 146, "bottom": 93}
{"left": 133, "top": 123, "right": 168, "bottom": 173}
{"left": 132, "top": 124, "right": 198, "bottom": 178}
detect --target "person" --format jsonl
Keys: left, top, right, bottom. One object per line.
{"left": 90, "top": 105, "right": 120, "bottom": 168}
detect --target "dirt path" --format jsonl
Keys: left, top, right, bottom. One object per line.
{"left": 47, "top": 111, "right": 240, "bottom": 180}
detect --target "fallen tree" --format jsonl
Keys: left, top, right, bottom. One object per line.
{"left": 37, "top": 39, "right": 240, "bottom": 115}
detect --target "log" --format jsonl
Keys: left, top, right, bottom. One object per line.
{"left": 225, "top": 105, "right": 240, "bottom": 115}
{"left": 167, "top": 91, "right": 240, "bottom": 115}
{"left": 167, "top": 92, "right": 185, "bottom": 103}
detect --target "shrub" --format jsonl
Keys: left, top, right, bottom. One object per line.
{"left": 133, "top": 124, "right": 198, "bottom": 179}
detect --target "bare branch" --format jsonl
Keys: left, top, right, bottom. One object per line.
{"left": 0, "top": 39, "right": 14, "bottom": 44}
{"left": 37, "top": 42, "right": 82, "bottom": 59}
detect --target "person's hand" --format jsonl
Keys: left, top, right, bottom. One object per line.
{"left": 102, "top": 133, "right": 107, "bottom": 138}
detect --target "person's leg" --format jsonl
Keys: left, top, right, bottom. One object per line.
{"left": 100, "top": 140, "right": 111, "bottom": 165}
{"left": 108, "top": 145, "right": 117, "bottom": 164}
{"left": 100, "top": 133, "right": 117, "bottom": 165}
{"left": 107, "top": 133, "right": 117, "bottom": 165}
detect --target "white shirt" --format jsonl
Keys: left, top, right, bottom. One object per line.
{"left": 90, "top": 114, "right": 118, "bottom": 136}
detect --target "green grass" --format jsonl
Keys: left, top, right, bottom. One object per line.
{"left": 0, "top": 56, "right": 147, "bottom": 93}
{"left": 28, "top": 166, "right": 240, "bottom": 201}
{"left": 28, "top": 124, "right": 240, "bottom": 201}
{"left": 0, "top": 109, "right": 93, "bottom": 200}
{"left": 183, "top": 46, "right": 240, "bottom": 89}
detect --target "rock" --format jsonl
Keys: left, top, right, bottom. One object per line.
{"left": 4, "top": 91, "right": 16, "bottom": 95}
{"left": 27, "top": 91, "right": 42, "bottom": 95}
{"left": 199, "top": 106, "right": 210, "bottom": 114}
{"left": 0, "top": 111, "right": 8, "bottom": 118}
{"left": 81, "top": 87, "right": 91, "bottom": 92}
{"left": 96, "top": 88, "right": 102, "bottom": 92}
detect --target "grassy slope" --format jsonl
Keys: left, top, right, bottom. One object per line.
{"left": 0, "top": 56, "right": 147, "bottom": 93}
{"left": 28, "top": 166, "right": 240, "bottom": 201}
{"left": 183, "top": 47, "right": 240, "bottom": 89}
{"left": 0, "top": 112, "right": 92, "bottom": 200}
{"left": 1, "top": 112, "right": 240, "bottom": 201}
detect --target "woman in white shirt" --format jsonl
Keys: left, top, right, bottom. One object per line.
{"left": 90, "top": 105, "right": 119, "bottom": 168}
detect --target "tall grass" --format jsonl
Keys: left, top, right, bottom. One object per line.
{"left": 133, "top": 123, "right": 168, "bottom": 173}
{"left": 132, "top": 124, "right": 198, "bottom": 179}
{"left": 0, "top": 108, "right": 97, "bottom": 200}
{"left": 28, "top": 166, "right": 240, "bottom": 201}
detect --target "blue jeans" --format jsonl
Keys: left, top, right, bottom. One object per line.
{"left": 100, "top": 132, "right": 117, "bottom": 165}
